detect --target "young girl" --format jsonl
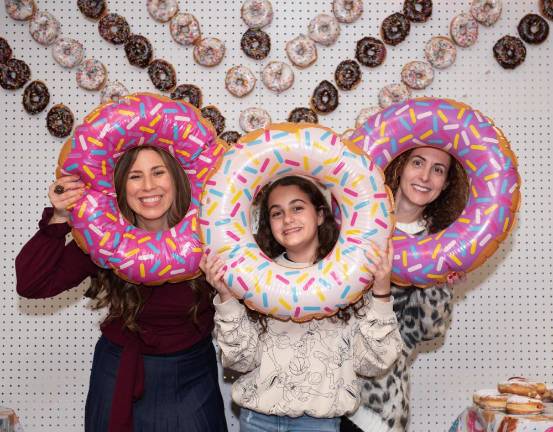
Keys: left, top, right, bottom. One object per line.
{"left": 16, "top": 146, "right": 227, "bottom": 432}
{"left": 201, "top": 175, "right": 403, "bottom": 432}
{"left": 342, "top": 146, "right": 469, "bottom": 431}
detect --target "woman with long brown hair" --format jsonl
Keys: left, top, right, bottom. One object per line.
{"left": 16, "top": 146, "right": 227, "bottom": 432}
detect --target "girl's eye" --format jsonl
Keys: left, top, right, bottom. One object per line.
{"left": 129, "top": 174, "right": 141, "bottom": 180}
{"left": 270, "top": 211, "right": 282, "bottom": 218}
{"left": 154, "top": 170, "right": 166, "bottom": 176}
{"left": 292, "top": 206, "right": 304, "bottom": 213}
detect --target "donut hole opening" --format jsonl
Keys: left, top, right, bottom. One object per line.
{"left": 113, "top": 146, "right": 191, "bottom": 231}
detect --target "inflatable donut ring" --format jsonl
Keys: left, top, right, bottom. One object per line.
{"left": 349, "top": 97, "right": 521, "bottom": 287}
{"left": 56, "top": 92, "right": 226, "bottom": 285}
{"left": 200, "top": 123, "right": 393, "bottom": 322}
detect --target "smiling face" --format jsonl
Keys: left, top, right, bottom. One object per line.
{"left": 124, "top": 148, "right": 175, "bottom": 231}
{"left": 267, "top": 184, "right": 324, "bottom": 263}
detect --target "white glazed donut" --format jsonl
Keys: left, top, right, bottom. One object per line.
{"left": 286, "top": 35, "right": 317, "bottom": 68}
{"left": 450, "top": 12, "right": 479, "bottom": 48}
{"left": 76, "top": 58, "right": 107, "bottom": 91}
{"left": 193, "top": 37, "right": 225, "bottom": 67}
{"left": 425, "top": 36, "right": 457, "bottom": 69}
{"left": 241, "top": 0, "right": 273, "bottom": 28}
{"left": 239, "top": 107, "right": 271, "bottom": 132}
{"left": 470, "top": 0, "right": 502, "bottom": 26}
{"left": 29, "top": 10, "right": 61, "bottom": 46}
{"left": 378, "top": 83, "right": 412, "bottom": 109}
{"left": 308, "top": 13, "right": 341, "bottom": 46}
{"left": 261, "top": 61, "right": 294, "bottom": 93}
{"left": 332, "top": 0, "right": 363, "bottom": 23}
{"left": 5, "top": 0, "right": 36, "bottom": 20}
{"left": 170, "top": 13, "right": 201, "bottom": 46}
{"left": 147, "top": 0, "right": 178, "bottom": 23}
{"left": 100, "top": 80, "right": 128, "bottom": 103}
{"left": 355, "top": 106, "right": 381, "bottom": 128}
{"left": 225, "top": 65, "right": 256, "bottom": 98}
{"left": 52, "top": 37, "right": 84, "bottom": 68}
{"left": 401, "top": 61, "right": 434, "bottom": 90}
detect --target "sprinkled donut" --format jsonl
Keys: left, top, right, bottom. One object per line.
{"left": 355, "top": 36, "right": 386, "bottom": 67}
{"left": 193, "top": 38, "right": 225, "bottom": 67}
{"left": 311, "top": 80, "right": 339, "bottom": 114}
{"left": 98, "top": 13, "right": 130, "bottom": 45}
{"left": 170, "top": 84, "right": 202, "bottom": 108}
{"left": 0, "top": 38, "right": 13, "bottom": 64}
{"left": 241, "top": 28, "right": 271, "bottom": 60}
{"left": 381, "top": 13, "right": 410, "bottom": 46}
{"left": 261, "top": 61, "right": 294, "bottom": 93}
{"left": 518, "top": 14, "right": 549, "bottom": 44}
{"left": 470, "top": 0, "right": 502, "bottom": 26}
{"left": 493, "top": 35, "right": 526, "bottom": 69}
{"left": 355, "top": 106, "right": 381, "bottom": 128}
{"left": 22, "top": 80, "right": 50, "bottom": 114}
{"left": 6, "top": 0, "right": 35, "bottom": 20}
{"left": 200, "top": 123, "right": 393, "bottom": 321}
{"left": 100, "top": 80, "right": 128, "bottom": 103}
{"left": 76, "top": 58, "right": 107, "bottom": 91}
{"left": 47, "top": 104, "right": 74, "bottom": 138}
{"left": 332, "top": 0, "right": 363, "bottom": 24}
{"left": 241, "top": 0, "right": 273, "bottom": 28}
{"left": 148, "top": 59, "right": 176, "bottom": 91}
{"left": 350, "top": 97, "right": 520, "bottom": 287}
{"left": 52, "top": 38, "right": 84, "bottom": 68}
{"left": 147, "top": 0, "right": 178, "bottom": 23}
{"left": 56, "top": 93, "right": 225, "bottom": 285}
{"left": 239, "top": 107, "right": 271, "bottom": 132}
{"left": 288, "top": 107, "right": 318, "bottom": 124}
{"left": 308, "top": 13, "right": 341, "bottom": 46}
{"left": 450, "top": 12, "right": 479, "bottom": 48}
{"left": 170, "top": 13, "right": 201, "bottom": 46}
{"left": 286, "top": 35, "right": 317, "bottom": 68}
{"left": 401, "top": 60, "right": 434, "bottom": 90}
{"left": 201, "top": 105, "right": 225, "bottom": 135}
{"left": 219, "top": 131, "right": 242, "bottom": 144}
{"left": 77, "top": 0, "right": 107, "bottom": 20}
{"left": 403, "top": 0, "right": 432, "bottom": 23}
{"left": 124, "top": 35, "right": 153, "bottom": 68}
{"left": 334, "top": 59, "right": 361, "bottom": 91}
{"left": 225, "top": 65, "right": 256, "bottom": 98}
{"left": 542, "top": 0, "right": 553, "bottom": 20}
{"left": 29, "top": 11, "right": 61, "bottom": 46}
{"left": 378, "top": 83, "right": 412, "bottom": 109}
{"left": 425, "top": 36, "right": 457, "bottom": 69}
{"left": 0, "top": 58, "right": 31, "bottom": 90}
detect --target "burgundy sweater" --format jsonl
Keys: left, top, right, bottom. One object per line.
{"left": 15, "top": 208, "right": 215, "bottom": 432}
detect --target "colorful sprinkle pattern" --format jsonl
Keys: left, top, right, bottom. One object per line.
{"left": 200, "top": 124, "right": 393, "bottom": 322}
{"left": 350, "top": 97, "right": 520, "bottom": 287}
{"left": 58, "top": 92, "right": 225, "bottom": 285}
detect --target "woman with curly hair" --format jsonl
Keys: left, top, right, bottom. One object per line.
{"left": 342, "top": 147, "right": 469, "bottom": 432}
{"left": 15, "top": 146, "right": 227, "bottom": 432}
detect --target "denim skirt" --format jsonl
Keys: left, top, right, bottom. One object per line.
{"left": 85, "top": 335, "right": 228, "bottom": 432}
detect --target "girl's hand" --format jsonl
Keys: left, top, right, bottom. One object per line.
{"left": 199, "top": 251, "right": 234, "bottom": 303}
{"left": 365, "top": 238, "right": 393, "bottom": 301}
{"left": 47, "top": 175, "right": 85, "bottom": 224}
{"left": 445, "top": 271, "right": 466, "bottom": 286}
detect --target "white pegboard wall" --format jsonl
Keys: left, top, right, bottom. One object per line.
{"left": 1, "top": 1, "right": 552, "bottom": 431}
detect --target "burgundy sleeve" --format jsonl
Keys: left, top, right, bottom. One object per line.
{"left": 15, "top": 208, "right": 99, "bottom": 299}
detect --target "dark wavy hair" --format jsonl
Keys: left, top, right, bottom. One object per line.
{"left": 85, "top": 146, "right": 212, "bottom": 331}
{"left": 385, "top": 148, "right": 469, "bottom": 233}
{"left": 249, "top": 175, "right": 364, "bottom": 329}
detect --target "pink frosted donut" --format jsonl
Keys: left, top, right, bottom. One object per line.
{"left": 241, "top": 0, "right": 273, "bottom": 28}
{"left": 470, "top": 0, "right": 502, "bottom": 26}
{"left": 308, "top": 14, "right": 341, "bottom": 46}
{"left": 52, "top": 37, "right": 84, "bottom": 68}
{"left": 239, "top": 107, "right": 271, "bottom": 132}
{"left": 5, "top": 0, "right": 36, "bottom": 20}
{"left": 100, "top": 80, "right": 128, "bottom": 103}
{"left": 147, "top": 0, "right": 178, "bottom": 23}
{"left": 57, "top": 92, "right": 225, "bottom": 285}
{"left": 193, "top": 37, "right": 225, "bottom": 67}
{"left": 286, "top": 35, "right": 317, "bottom": 68}
{"left": 450, "top": 12, "right": 479, "bottom": 47}
{"left": 261, "top": 61, "right": 294, "bottom": 93}
{"left": 332, "top": 0, "right": 363, "bottom": 23}
{"left": 29, "top": 11, "right": 61, "bottom": 46}
{"left": 401, "top": 60, "right": 434, "bottom": 90}
{"left": 349, "top": 97, "right": 520, "bottom": 287}
{"left": 425, "top": 36, "right": 457, "bottom": 69}
{"left": 170, "top": 13, "right": 201, "bottom": 46}
{"left": 378, "top": 83, "right": 412, "bottom": 109}
{"left": 76, "top": 58, "right": 107, "bottom": 90}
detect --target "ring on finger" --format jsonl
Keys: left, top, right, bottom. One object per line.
{"left": 54, "top": 184, "right": 65, "bottom": 195}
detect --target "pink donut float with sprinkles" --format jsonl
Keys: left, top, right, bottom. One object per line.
{"left": 56, "top": 92, "right": 226, "bottom": 285}
{"left": 350, "top": 97, "right": 521, "bottom": 287}
{"left": 200, "top": 123, "right": 393, "bottom": 322}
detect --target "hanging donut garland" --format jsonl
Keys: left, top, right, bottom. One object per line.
{"left": 350, "top": 97, "right": 521, "bottom": 287}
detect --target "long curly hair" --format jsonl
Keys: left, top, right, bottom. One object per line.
{"left": 85, "top": 146, "right": 212, "bottom": 331}
{"left": 385, "top": 148, "right": 469, "bottom": 233}
{"left": 249, "top": 175, "right": 364, "bottom": 330}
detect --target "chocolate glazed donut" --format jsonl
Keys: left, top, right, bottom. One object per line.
{"left": 310, "top": 80, "right": 339, "bottom": 114}
{"left": 125, "top": 35, "right": 153, "bottom": 68}
{"left": 98, "top": 13, "right": 130, "bottom": 45}
{"left": 518, "top": 14, "right": 549, "bottom": 44}
{"left": 355, "top": 37, "right": 386, "bottom": 67}
{"left": 493, "top": 35, "right": 526, "bottom": 69}
{"left": 403, "top": 0, "right": 432, "bottom": 23}
{"left": 241, "top": 28, "right": 271, "bottom": 60}
{"left": 381, "top": 13, "right": 410, "bottom": 45}
{"left": 334, "top": 59, "right": 361, "bottom": 90}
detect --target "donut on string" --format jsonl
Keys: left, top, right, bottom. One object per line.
{"left": 56, "top": 92, "right": 226, "bottom": 285}
{"left": 349, "top": 97, "right": 520, "bottom": 287}
{"left": 200, "top": 123, "right": 393, "bottom": 322}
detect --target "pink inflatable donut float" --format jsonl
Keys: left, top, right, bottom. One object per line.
{"left": 349, "top": 97, "right": 520, "bottom": 287}
{"left": 57, "top": 92, "right": 226, "bottom": 285}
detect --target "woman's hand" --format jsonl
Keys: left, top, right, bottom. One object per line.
{"left": 445, "top": 271, "right": 466, "bottom": 287}
{"left": 365, "top": 238, "right": 393, "bottom": 302}
{"left": 199, "top": 251, "right": 234, "bottom": 303}
{"left": 47, "top": 175, "right": 85, "bottom": 224}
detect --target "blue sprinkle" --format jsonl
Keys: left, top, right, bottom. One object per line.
{"left": 191, "top": 196, "right": 200, "bottom": 207}
{"left": 173, "top": 125, "right": 179, "bottom": 141}
{"left": 257, "top": 262, "right": 270, "bottom": 271}
{"left": 469, "top": 226, "right": 482, "bottom": 232}
{"left": 370, "top": 176, "right": 378, "bottom": 192}
{"left": 443, "top": 232, "right": 459, "bottom": 238}
{"left": 500, "top": 179, "right": 507, "bottom": 194}
{"left": 65, "top": 163, "right": 78, "bottom": 171}
{"left": 410, "top": 245, "right": 419, "bottom": 259}
{"left": 340, "top": 285, "right": 351, "bottom": 299}
{"left": 163, "top": 108, "right": 178, "bottom": 113}
{"left": 341, "top": 204, "right": 350, "bottom": 219}
{"left": 399, "top": 117, "right": 412, "bottom": 132}
{"left": 320, "top": 131, "right": 331, "bottom": 141}
{"left": 84, "top": 230, "right": 93, "bottom": 246}
{"left": 475, "top": 197, "right": 492, "bottom": 203}
{"left": 247, "top": 139, "right": 263, "bottom": 146}
{"left": 246, "top": 243, "right": 257, "bottom": 248}
{"left": 206, "top": 228, "right": 211, "bottom": 244}
{"left": 463, "top": 113, "right": 473, "bottom": 128}
{"left": 458, "top": 148, "right": 470, "bottom": 157}
{"left": 215, "top": 218, "right": 231, "bottom": 226}
{"left": 244, "top": 189, "right": 252, "bottom": 201}
{"left": 229, "top": 245, "right": 240, "bottom": 259}
{"left": 139, "top": 103, "right": 146, "bottom": 118}
{"left": 150, "top": 261, "right": 161, "bottom": 273}
{"left": 88, "top": 211, "right": 102, "bottom": 222}
{"left": 292, "top": 287, "right": 298, "bottom": 303}
{"left": 273, "top": 149, "right": 284, "bottom": 163}
{"left": 479, "top": 122, "right": 492, "bottom": 128}
{"left": 262, "top": 293, "right": 268, "bottom": 308}
{"left": 363, "top": 124, "right": 373, "bottom": 134}
{"left": 146, "top": 133, "right": 157, "bottom": 144}
{"left": 383, "top": 107, "right": 395, "bottom": 118}
{"left": 318, "top": 278, "right": 331, "bottom": 289}
{"left": 273, "top": 132, "right": 289, "bottom": 139}
{"left": 240, "top": 211, "right": 247, "bottom": 227}
{"left": 197, "top": 122, "right": 206, "bottom": 136}
{"left": 303, "top": 306, "right": 321, "bottom": 311}
{"left": 91, "top": 149, "right": 108, "bottom": 156}
{"left": 427, "top": 139, "right": 444, "bottom": 145}
{"left": 392, "top": 266, "right": 401, "bottom": 273}
{"left": 223, "top": 160, "right": 232, "bottom": 175}
{"left": 244, "top": 292, "right": 254, "bottom": 300}
{"left": 147, "top": 242, "right": 160, "bottom": 253}
{"left": 416, "top": 101, "right": 432, "bottom": 107}
{"left": 191, "top": 148, "right": 202, "bottom": 160}
{"left": 362, "top": 229, "right": 378, "bottom": 239}
{"left": 209, "top": 189, "right": 224, "bottom": 197}
{"left": 98, "top": 180, "right": 112, "bottom": 188}
{"left": 340, "top": 172, "right": 349, "bottom": 187}
{"left": 113, "top": 233, "right": 121, "bottom": 248}
{"left": 92, "top": 118, "right": 107, "bottom": 128}
{"left": 432, "top": 115, "right": 438, "bottom": 132}
{"left": 244, "top": 166, "right": 258, "bottom": 175}
{"left": 107, "top": 158, "right": 115, "bottom": 169}
{"left": 422, "top": 263, "right": 434, "bottom": 274}
{"left": 285, "top": 270, "right": 301, "bottom": 276}
{"left": 227, "top": 273, "right": 234, "bottom": 287}
{"left": 276, "top": 167, "right": 293, "bottom": 176}
{"left": 71, "top": 136, "right": 76, "bottom": 149}
{"left": 108, "top": 257, "right": 122, "bottom": 263}
{"left": 438, "top": 103, "right": 454, "bottom": 110}
{"left": 476, "top": 163, "right": 488, "bottom": 177}
{"left": 172, "top": 253, "right": 185, "bottom": 264}
{"left": 391, "top": 138, "right": 397, "bottom": 153}
{"left": 504, "top": 158, "right": 511, "bottom": 170}
{"left": 498, "top": 206, "right": 505, "bottom": 223}
{"left": 375, "top": 156, "right": 383, "bottom": 166}
{"left": 304, "top": 131, "right": 311, "bottom": 146}
{"left": 414, "top": 276, "right": 426, "bottom": 284}
{"left": 343, "top": 150, "right": 356, "bottom": 159}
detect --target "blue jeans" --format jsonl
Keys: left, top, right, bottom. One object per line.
{"left": 239, "top": 408, "right": 340, "bottom": 432}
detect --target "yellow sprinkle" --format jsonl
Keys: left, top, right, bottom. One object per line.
{"left": 470, "top": 145, "right": 486, "bottom": 151}
{"left": 269, "top": 307, "right": 279, "bottom": 315}
{"left": 159, "top": 138, "right": 173, "bottom": 145}
{"left": 370, "top": 202, "right": 379, "bottom": 217}
{"left": 303, "top": 156, "right": 309, "bottom": 171}
{"left": 99, "top": 232, "right": 110, "bottom": 247}
{"left": 213, "top": 144, "right": 224, "bottom": 156}
{"left": 393, "top": 235, "right": 407, "bottom": 241}
{"left": 323, "top": 175, "right": 339, "bottom": 184}
{"left": 158, "top": 265, "right": 172, "bottom": 276}
{"left": 323, "top": 156, "right": 339, "bottom": 165}
{"left": 101, "top": 160, "right": 106, "bottom": 176}
{"left": 166, "top": 238, "right": 177, "bottom": 250}
{"left": 83, "top": 165, "right": 95, "bottom": 179}
{"left": 374, "top": 137, "right": 390, "bottom": 146}
{"left": 123, "top": 233, "right": 136, "bottom": 239}
{"left": 126, "top": 96, "right": 140, "bottom": 102}
{"left": 266, "top": 270, "right": 273, "bottom": 285}
{"left": 379, "top": 121, "right": 387, "bottom": 137}
{"left": 106, "top": 212, "right": 117, "bottom": 222}
{"left": 245, "top": 250, "right": 258, "bottom": 261}
{"left": 484, "top": 204, "right": 498, "bottom": 215}
{"left": 234, "top": 222, "right": 246, "bottom": 235}
{"left": 345, "top": 229, "right": 361, "bottom": 235}
{"left": 116, "top": 138, "right": 125, "bottom": 151}
{"left": 335, "top": 247, "right": 341, "bottom": 263}
{"left": 458, "top": 218, "right": 471, "bottom": 224}
{"left": 470, "top": 124, "right": 480, "bottom": 139}
{"left": 417, "top": 237, "right": 433, "bottom": 245}
{"left": 351, "top": 175, "right": 364, "bottom": 188}
{"left": 149, "top": 115, "right": 161, "bottom": 127}
{"left": 191, "top": 217, "right": 197, "bottom": 231}
{"left": 351, "top": 135, "right": 364, "bottom": 144}
{"left": 138, "top": 236, "right": 151, "bottom": 244}
{"left": 268, "top": 164, "right": 279, "bottom": 178}
{"left": 471, "top": 185, "right": 478, "bottom": 198}
{"left": 360, "top": 264, "right": 370, "bottom": 274}
{"left": 231, "top": 191, "right": 242, "bottom": 204}
{"left": 125, "top": 248, "right": 140, "bottom": 257}
{"left": 176, "top": 149, "right": 191, "bottom": 157}
{"left": 85, "top": 111, "right": 100, "bottom": 123}
{"left": 216, "top": 245, "right": 231, "bottom": 254}
{"left": 251, "top": 176, "right": 262, "bottom": 192}
{"left": 323, "top": 262, "right": 332, "bottom": 275}
{"left": 314, "top": 142, "right": 329, "bottom": 152}
{"left": 399, "top": 134, "right": 413, "bottom": 144}
{"left": 484, "top": 172, "right": 499, "bottom": 181}
{"left": 87, "top": 136, "right": 104, "bottom": 147}
{"left": 192, "top": 247, "right": 202, "bottom": 253}
{"left": 435, "top": 230, "right": 446, "bottom": 240}
{"left": 296, "top": 273, "right": 308, "bottom": 284}
{"left": 437, "top": 110, "right": 448, "bottom": 123}
{"left": 453, "top": 133, "right": 460, "bottom": 150}
{"left": 450, "top": 254, "right": 462, "bottom": 266}
{"left": 182, "top": 124, "right": 192, "bottom": 140}
{"left": 457, "top": 107, "right": 465, "bottom": 120}
{"left": 419, "top": 129, "right": 434, "bottom": 140}
{"left": 140, "top": 263, "right": 145, "bottom": 278}
{"left": 254, "top": 277, "right": 261, "bottom": 293}
{"left": 342, "top": 195, "right": 354, "bottom": 207}
{"left": 118, "top": 110, "right": 135, "bottom": 116}
{"left": 197, "top": 167, "right": 208, "bottom": 179}
{"left": 402, "top": 250, "right": 407, "bottom": 267}
{"left": 316, "top": 287, "right": 326, "bottom": 302}
{"left": 427, "top": 274, "right": 443, "bottom": 280}
{"left": 78, "top": 201, "right": 87, "bottom": 218}
{"left": 470, "top": 239, "right": 477, "bottom": 255}
{"left": 432, "top": 243, "right": 442, "bottom": 259}
{"left": 466, "top": 160, "right": 477, "bottom": 171}
{"left": 503, "top": 217, "right": 510, "bottom": 233}
{"left": 279, "top": 297, "right": 292, "bottom": 310}
{"left": 139, "top": 126, "right": 155, "bottom": 134}
{"left": 409, "top": 108, "right": 416, "bottom": 124}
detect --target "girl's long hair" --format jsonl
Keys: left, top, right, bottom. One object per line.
{"left": 85, "top": 146, "right": 212, "bottom": 331}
